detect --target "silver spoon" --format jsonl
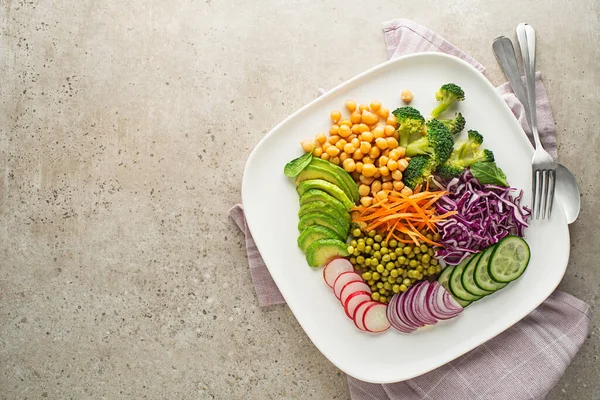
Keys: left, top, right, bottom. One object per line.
{"left": 493, "top": 35, "right": 580, "bottom": 224}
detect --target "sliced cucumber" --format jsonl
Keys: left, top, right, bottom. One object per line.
{"left": 461, "top": 253, "right": 493, "bottom": 297}
{"left": 488, "top": 236, "right": 531, "bottom": 283}
{"left": 449, "top": 256, "right": 482, "bottom": 302}
{"left": 474, "top": 245, "right": 508, "bottom": 291}
{"left": 438, "top": 265, "right": 471, "bottom": 307}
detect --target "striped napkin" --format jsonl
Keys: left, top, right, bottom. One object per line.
{"left": 230, "top": 18, "right": 591, "bottom": 400}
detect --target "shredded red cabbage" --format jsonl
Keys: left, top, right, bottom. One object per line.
{"left": 435, "top": 170, "right": 531, "bottom": 265}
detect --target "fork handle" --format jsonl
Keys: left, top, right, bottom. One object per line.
{"left": 516, "top": 23, "right": 542, "bottom": 149}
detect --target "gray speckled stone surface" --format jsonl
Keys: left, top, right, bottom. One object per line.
{"left": 1, "top": 0, "right": 598, "bottom": 398}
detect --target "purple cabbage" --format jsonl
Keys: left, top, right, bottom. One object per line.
{"left": 435, "top": 170, "right": 531, "bottom": 265}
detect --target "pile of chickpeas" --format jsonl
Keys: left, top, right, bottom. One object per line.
{"left": 347, "top": 228, "right": 442, "bottom": 304}
{"left": 300, "top": 100, "right": 414, "bottom": 207}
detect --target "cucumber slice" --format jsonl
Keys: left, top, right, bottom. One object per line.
{"left": 461, "top": 253, "right": 493, "bottom": 297}
{"left": 474, "top": 246, "right": 508, "bottom": 291}
{"left": 449, "top": 256, "right": 482, "bottom": 302}
{"left": 488, "top": 236, "right": 531, "bottom": 283}
{"left": 438, "top": 265, "right": 471, "bottom": 307}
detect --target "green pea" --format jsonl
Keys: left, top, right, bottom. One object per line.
{"left": 426, "top": 234, "right": 433, "bottom": 241}
{"left": 413, "top": 247, "right": 421, "bottom": 254}
{"left": 436, "top": 265, "right": 442, "bottom": 274}
{"left": 383, "top": 282, "right": 392, "bottom": 290}
{"left": 389, "top": 253, "right": 397, "bottom": 261}
{"left": 372, "top": 243, "right": 381, "bottom": 251}
{"left": 421, "top": 254, "right": 430, "bottom": 263}
{"left": 371, "top": 292, "right": 380, "bottom": 301}
{"left": 428, "top": 266, "right": 436, "bottom": 275}
{"left": 368, "top": 230, "right": 376, "bottom": 237}
{"left": 364, "top": 245, "right": 372, "bottom": 253}
{"left": 390, "top": 269, "right": 399, "bottom": 278}
{"left": 395, "top": 248, "right": 404, "bottom": 256}
{"left": 398, "top": 256, "right": 406, "bottom": 264}
{"left": 403, "top": 246, "right": 412, "bottom": 255}
{"left": 381, "top": 254, "right": 390, "bottom": 263}
{"left": 376, "top": 282, "right": 384, "bottom": 289}
{"left": 378, "top": 288, "right": 386, "bottom": 295}
{"left": 362, "top": 271, "right": 372, "bottom": 280}
{"left": 431, "top": 259, "right": 438, "bottom": 266}
{"left": 388, "top": 276, "right": 396, "bottom": 284}
{"left": 373, "top": 251, "right": 381, "bottom": 260}
{"left": 352, "top": 228, "right": 362, "bottom": 237}
{"left": 409, "top": 260, "right": 418, "bottom": 268}
{"left": 399, "top": 284, "right": 408, "bottom": 292}
{"left": 416, "top": 253, "right": 422, "bottom": 260}
{"left": 386, "top": 262, "right": 395, "bottom": 270}
{"left": 356, "top": 256, "right": 365, "bottom": 264}
{"left": 372, "top": 272, "right": 380, "bottom": 280}
{"left": 403, "top": 278, "right": 411, "bottom": 286}
{"left": 428, "top": 249, "right": 434, "bottom": 256}
{"left": 379, "top": 296, "right": 387, "bottom": 303}
{"left": 407, "top": 252, "right": 415, "bottom": 259}
{"left": 357, "top": 238, "right": 365, "bottom": 245}
{"left": 389, "top": 239, "right": 398, "bottom": 248}
{"left": 356, "top": 242, "right": 365, "bottom": 252}
{"left": 376, "top": 264, "right": 384, "bottom": 273}
{"left": 350, "top": 257, "right": 356, "bottom": 264}
{"left": 433, "top": 233, "right": 441, "bottom": 241}
{"left": 420, "top": 244, "right": 428, "bottom": 253}
{"left": 374, "top": 234, "right": 383, "bottom": 243}
{"left": 382, "top": 270, "right": 389, "bottom": 277}
{"left": 366, "top": 238, "right": 374, "bottom": 246}
{"left": 380, "top": 247, "right": 388, "bottom": 255}
{"left": 393, "top": 284, "right": 401, "bottom": 293}
{"left": 397, "top": 242, "right": 405, "bottom": 248}
{"left": 350, "top": 240, "right": 358, "bottom": 247}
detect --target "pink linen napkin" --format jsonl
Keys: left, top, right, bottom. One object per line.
{"left": 230, "top": 18, "right": 591, "bottom": 399}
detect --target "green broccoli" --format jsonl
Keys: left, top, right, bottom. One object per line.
{"left": 431, "top": 83, "right": 465, "bottom": 118}
{"left": 405, "top": 119, "right": 454, "bottom": 165}
{"left": 436, "top": 130, "right": 495, "bottom": 180}
{"left": 392, "top": 106, "right": 425, "bottom": 147}
{"left": 437, "top": 112, "right": 466, "bottom": 135}
{"left": 403, "top": 155, "right": 436, "bottom": 189}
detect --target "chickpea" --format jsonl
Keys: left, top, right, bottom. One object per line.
{"left": 382, "top": 174, "right": 392, "bottom": 183}
{"left": 360, "top": 196, "right": 374, "bottom": 207}
{"left": 384, "top": 125, "right": 396, "bottom": 137}
{"left": 360, "top": 130, "right": 374, "bottom": 142}
{"left": 322, "top": 142, "right": 331, "bottom": 151}
{"left": 375, "top": 137, "right": 388, "bottom": 150}
{"left": 330, "top": 125, "right": 340, "bottom": 135}
{"left": 315, "top": 133, "right": 327, "bottom": 144}
{"left": 387, "top": 137, "right": 399, "bottom": 150}
{"left": 313, "top": 147, "right": 323, "bottom": 157}
{"left": 371, "top": 180, "right": 382, "bottom": 194}
{"left": 398, "top": 159, "right": 409, "bottom": 171}
{"left": 360, "top": 141, "right": 372, "bottom": 154}
{"left": 343, "top": 158, "right": 356, "bottom": 172}
{"left": 330, "top": 156, "right": 341, "bottom": 165}
{"left": 368, "top": 147, "right": 380, "bottom": 159}
{"left": 340, "top": 152, "right": 349, "bottom": 162}
{"left": 387, "top": 159, "right": 398, "bottom": 171}
{"left": 339, "top": 119, "right": 352, "bottom": 127}
{"left": 359, "top": 175, "right": 374, "bottom": 185}
{"left": 350, "top": 137, "right": 360, "bottom": 148}
{"left": 326, "top": 146, "right": 340, "bottom": 157}
{"left": 386, "top": 115, "right": 398, "bottom": 128}
{"left": 377, "top": 156, "right": 388, "bottom": 168}
{"left": 400, "top": 186, "right": 413, "bottom": 196}
{"left": 351, "top": 124, "right": 361, "bottom": 134}
{"left": 370, "top": 101, "right": 381, "bottom": 112}
{"left": 401, "top": 89, "right": 414, "bottom": 104}
{"left": 359, "top": 104, "right": 370, "bottom": 112}
{"left": 358, "top": 184, "right": 370, "bottom": 197}
{"left": 392, "top": 170, "right": 403, "bottom": 181}
{"left": 352, "top": 149, "right": 364, "bottom": 160}
{"left": 382, "top": 182, "right": 393, "bottom": 191}
{"left": 361, "top": 110, "right": 379, "bottom": 125}
{"left": 351, "top": 112, "right": 362, "bottom": 124}
{"left": 362, "top": 156, "right": 373, "bottom": 165}
{"left": 362, "top": 163, "right": 377, "bottom": 177}
{"left": 396, "top": 147, "right": 406, "bottom": 158}
{"left": 377, "top": 107, "right": 390, "bottom": 119}
{"left": 345, "top": 100, "right": 357, "bottom": 112}
{"left": 357, "top": 123, "right": 370, "bottom": 134}
{"left": 379, "top": 166, "right": 390, "bottom": 176}
{"left": 335, "top": 139, "right": 347, "bottom": 150}
{"left": 338, "top": 125, "right": 351, "bottom": 138}
{"left": 320, "top": 152, "right": 330, "bottom": 161}
{"left": 375, "top": 190, "right": 388, "bottom": 201}
{"left": 330, "top": 110, "right": 342, "bottom": 123}
{"left": 344, "top": 143, "right": 355, "bottom": 154}
{"left": 393, "top": 181, "right": 404, "bottom": 191}
{"left": 355, "top": 161, "right": 364, "bottom": 173}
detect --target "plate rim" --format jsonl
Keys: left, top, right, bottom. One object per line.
{"left": 241, "top": 52, "right": 570, "bottom": 383}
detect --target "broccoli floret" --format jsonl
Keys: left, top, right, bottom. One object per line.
{"left": 437, "top": 112, "right": 466, "bottom": 135}
{"left": 431, "top": 83, "right": 465, "bottom": 118}
{"left": 405, "top": 119, "right": 454, "bottom": 165}
{"left": 392, "top": 106, "right": 425, "bottom": 147}
{"left": 403, "top": 155, "right": 436, "bottom": 189}
{"left": 436, "top": 130, "right": 495, "bottom": 180}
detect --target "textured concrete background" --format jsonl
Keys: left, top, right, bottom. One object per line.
{"left": 1, "top": 0, "right": 599, "bottom": 398}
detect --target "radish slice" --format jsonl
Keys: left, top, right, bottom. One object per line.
{"left": 340, "top": 281, "right": 371, "bottom": 305}
{"left": 387, "top": 294, "right": 415, "bottom": 333}
{"left": 333, "top": 272, "right": 362, "bottom": 299}
{"left": 411, "top": 282, "right": 437, "bottom": 326}
{"left": 363, "top": 303, "right": 390, "bottom": 333}
{"left": 353, "top": 301, "right": 376, "bottom": 331}
{"left": 323, "top": 258, "right": 354, "bottom": 287}
{"left": 344, "top": 292, "right": 371, "bottom": 320}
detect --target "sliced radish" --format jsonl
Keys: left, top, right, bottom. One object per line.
{"left": 323, "top": 258, "right": 354, "bottom": 287}
{"left": 353, "top": 301, "right": 376, "bottom": 331}
{"left": 344, "top": 292, "right": 371, "bottom": 320}
{"left": 387, "top": 293, "right": 415, "bottom": 333}
{"left": 333, "top": 272, "right": 362, "bottom": 299}
{"left": 363, "top": 303, "right": 390, "bottom": 333}
{"left": 339, "top": 281, "right": 371, "bottom": 305}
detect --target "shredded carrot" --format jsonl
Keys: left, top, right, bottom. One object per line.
{"left": 352, "top": 190, "right": 457, "bottom": 246}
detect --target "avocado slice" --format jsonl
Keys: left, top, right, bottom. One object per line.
{"left": 298, "top": 200, "right": 350, "bottom": 226}
{"left": 305, "top": 238, "right": 350, "bottom": 268}
{"left": 310, "top": 158, "right": 360, "bottom": 202}
{"left": 296, "top": 164, "right": 357, "bottom": 203}
{"left": 297, "top": 225, "right": 340, "bottom": 252}
{"left": 298, "top": 212, "right": 348, "bottom": 240}
{"left": 300, "top": 189, "right": 347, "bottom": 211}
{"left": 296, "top": 179, "right": 354, "bottom": 210}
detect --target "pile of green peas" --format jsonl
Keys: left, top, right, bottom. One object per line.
{"left": 347, "top": 228, "right": 442, "bottom": 304}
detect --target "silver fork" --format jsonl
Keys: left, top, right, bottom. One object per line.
{"left": 516, "top": 23, "right": 556, "bottom": 219}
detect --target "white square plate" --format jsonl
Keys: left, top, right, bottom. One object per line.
{"left": 242, "top": 53, "right": 569, "bottom": 383}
